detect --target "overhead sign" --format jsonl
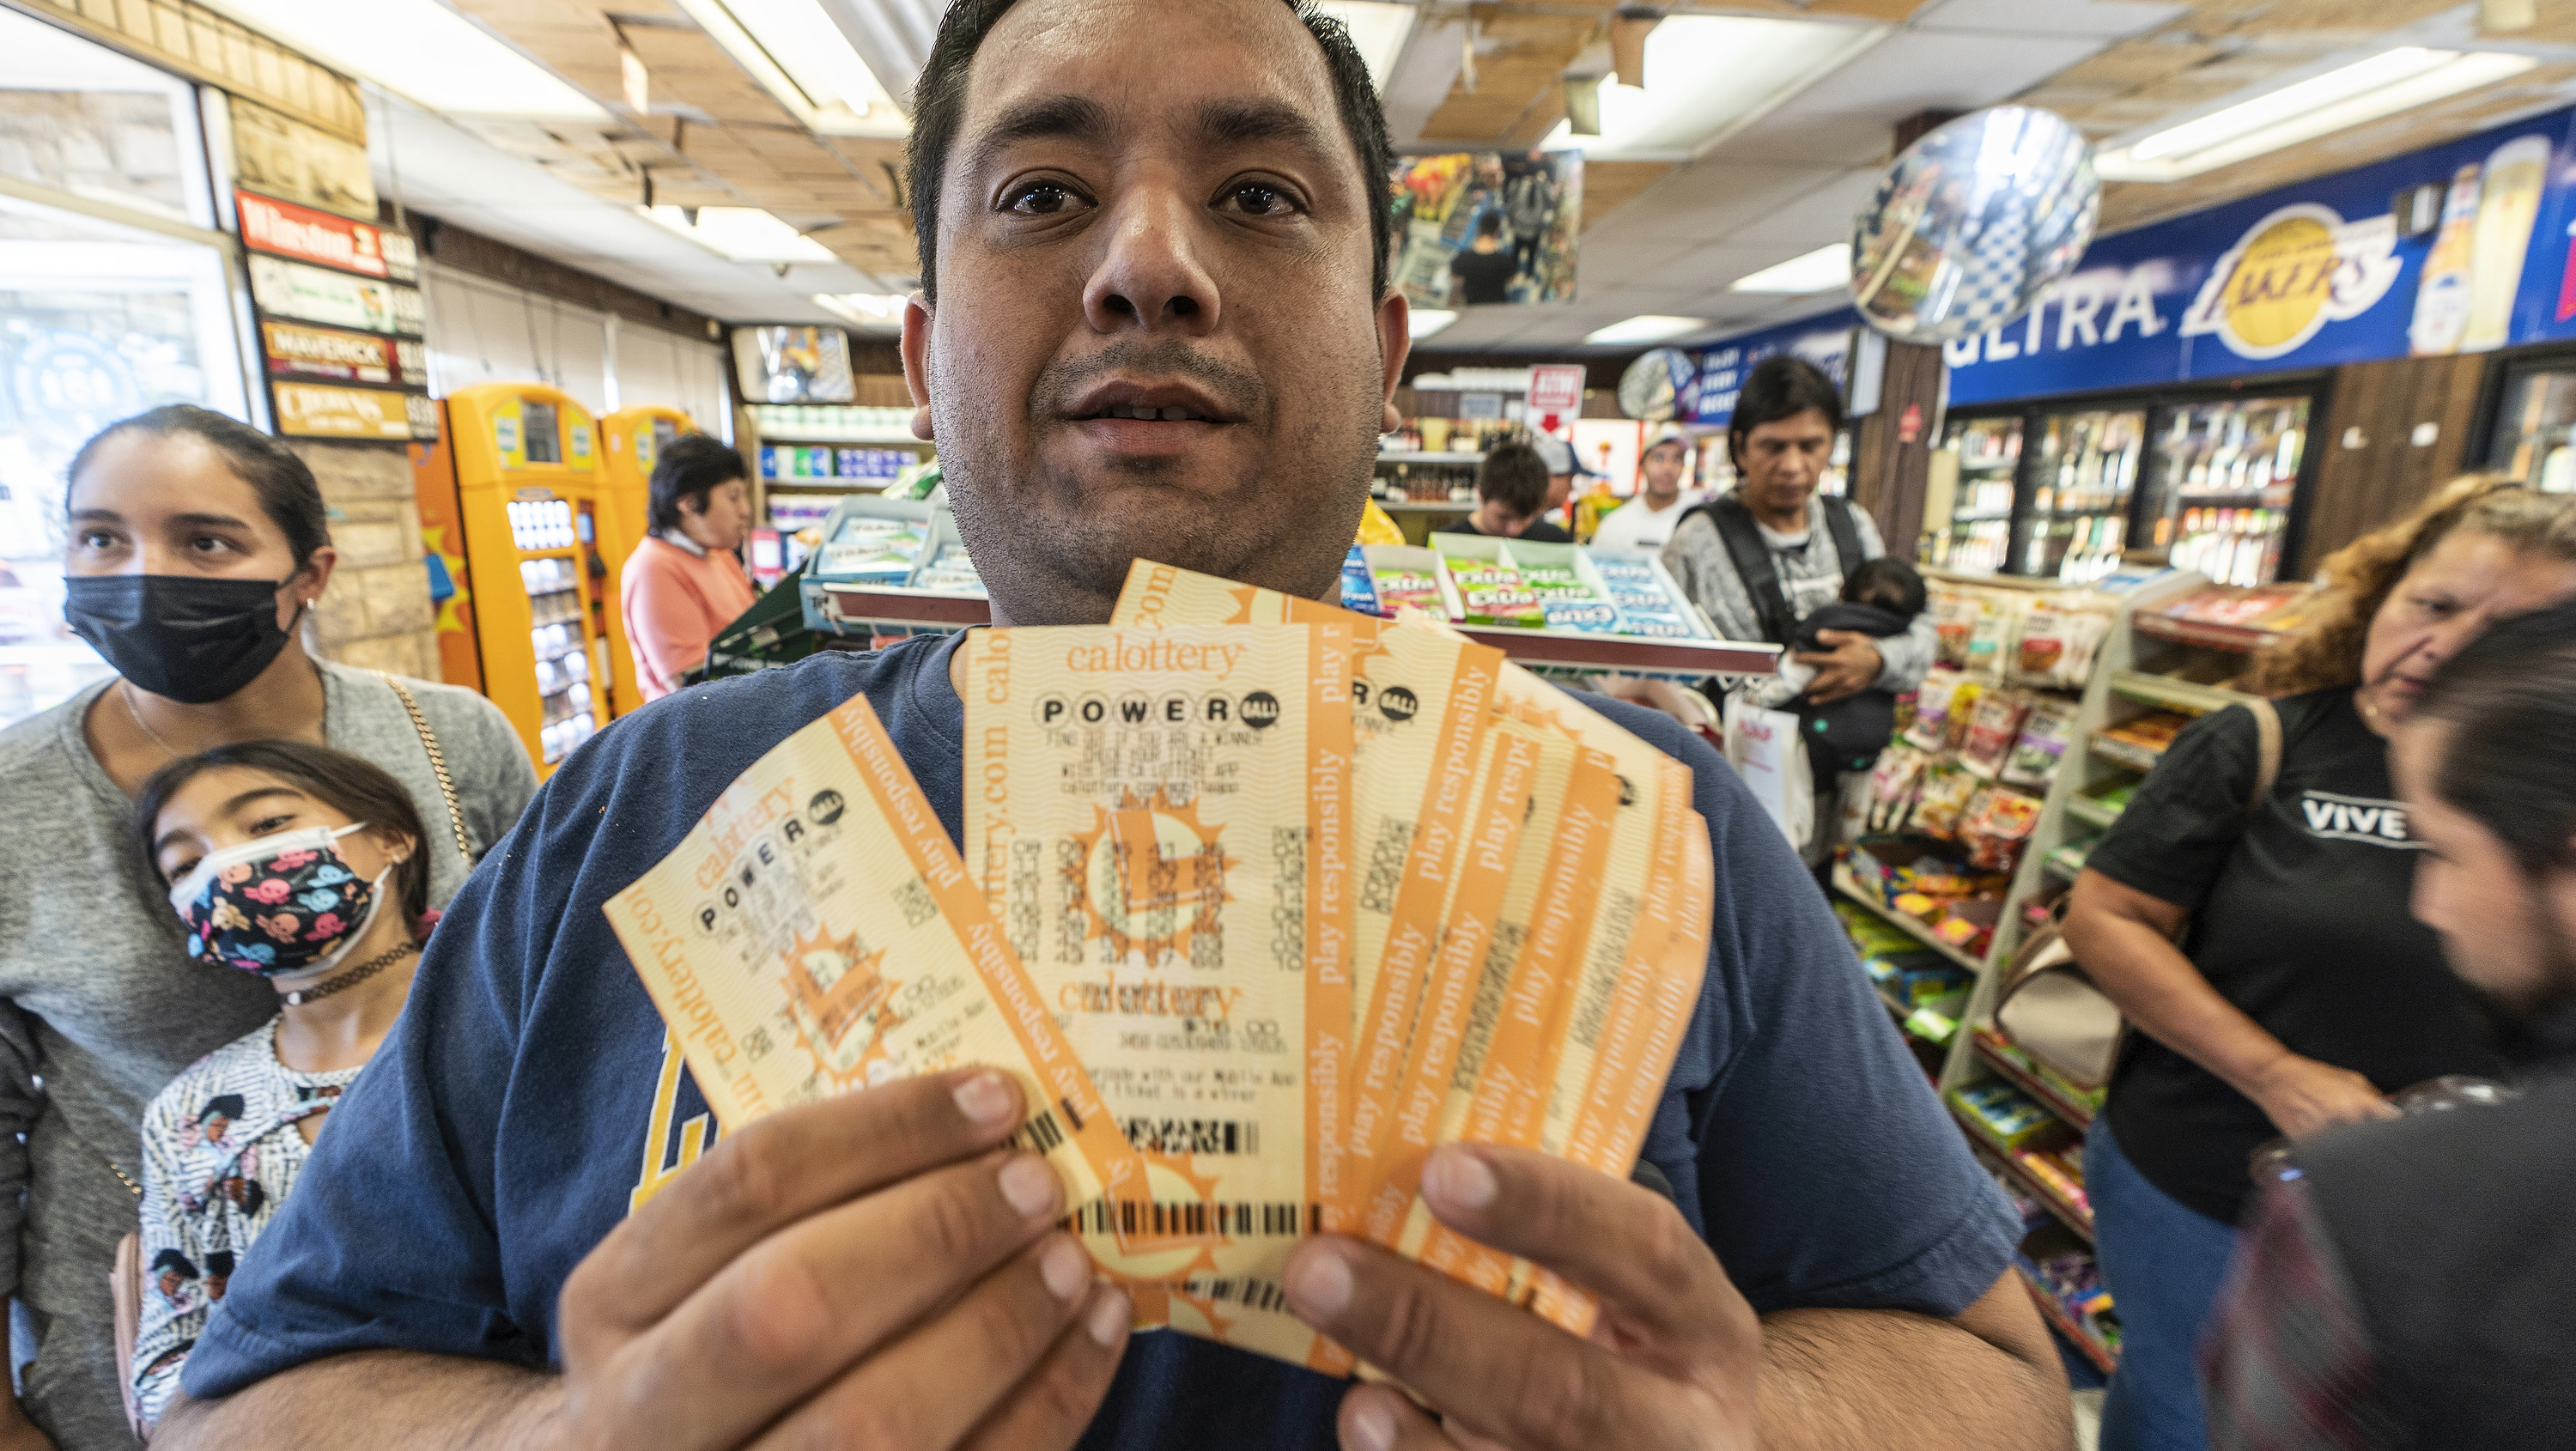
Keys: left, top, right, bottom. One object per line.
{"left": 273, "top": 381, "right": 434, "bottom": 441}
{"left": 1931, "top": 105, "right": 2576, "bottom": 405}
{"left": 237, "top": 190, "right": 416, "bottom": 281}
{"left": 248, "top": 255, "right": 424, "bottom": 337}
{"left": 1681, "top": 310, "right": 1856, "bottom": 428}
{"left": 1525, "top": 363, "right": 1586, "bottom": 414}
{"left": 260, "top": 319, "right": 425, "bottom": 387}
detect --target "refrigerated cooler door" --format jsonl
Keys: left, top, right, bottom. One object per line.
{"left": 2490, "top": 365, "right": 2576, "bottom": 493}
{"left": 1923, "top": 413, "right": 2021, "bottom": 573}
{"left": 2138, "top": 396, "right": 2310, "bottom": 586}
{"left": 2015, "top": 407, "right": 2144, "bottom": 583}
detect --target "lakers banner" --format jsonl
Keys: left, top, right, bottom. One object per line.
{"left": 1687, "top": 103, "right": 2576, "bottom": 411}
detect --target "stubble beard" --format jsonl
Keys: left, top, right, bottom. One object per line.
{"left": 931, "top": 349, "right": 1381, "bottom": 625}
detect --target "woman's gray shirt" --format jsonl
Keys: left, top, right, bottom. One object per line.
{"left": 0, "top": 662, "right": 534, "bottom": 1449}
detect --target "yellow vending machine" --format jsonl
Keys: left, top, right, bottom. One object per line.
{"left": 593, "top": 404, "right": 696, "bottom": 718}
{"left": 416, "top": 382, "right": 622, "bottom": 778}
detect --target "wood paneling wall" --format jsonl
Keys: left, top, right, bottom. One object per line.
{"left": 2298, "top": 354, "right": 2486, "bottom": 576}
{"left": 1850, "top": 338, "right": 1945, "bottom": 555}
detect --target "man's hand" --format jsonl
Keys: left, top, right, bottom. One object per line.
{"left": 2243, "top": 1053, "right": 2395, "bottom": 1141}
{"left": 552, "top": 1067, "right": 1129, "bottom": 1450}
{"left": 1281, "top": 1145, "right": 1759, "bottom": 1450}
{"left": 1790, "top": 630, "right": 1882, "bottom": 706}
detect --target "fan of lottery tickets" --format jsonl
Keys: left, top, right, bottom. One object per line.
{"left": 604, "top": 560, "right": 1712, "bottom": 1375}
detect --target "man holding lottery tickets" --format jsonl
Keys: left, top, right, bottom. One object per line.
{"left": 153, "top": 3, "right": 2068, "bottom": 1449}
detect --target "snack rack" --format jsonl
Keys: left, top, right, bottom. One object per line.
{"left": 1827, "top": 565, "right": 2208, "bottom": 1375}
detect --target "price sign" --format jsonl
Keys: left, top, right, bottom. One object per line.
{"left": 1524, "top": 364, "right": 1585, "bottom": 415}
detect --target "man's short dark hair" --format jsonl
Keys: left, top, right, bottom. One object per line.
{"left": 647, "top": 434, "right": 748, "bottom": 535}
{"left": 1843, "top": 557, "right": 1925, "bottom": 619}
{"left": 2415, "top": 596, "right": 2576, "bottom": 876}
{"left": 906, "top": 0, "right": 1394, "bottom": 305}
{"left": 1728, "top": 355, "right": 1844, "bottom": 464}
{"left": 1475, "top": 211, "right": 1504, "bottom": 238}
{"left": 1475, "top": 441, "right": 1549, "bottom": 518}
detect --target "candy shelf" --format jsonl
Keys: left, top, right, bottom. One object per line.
{"left": 2017, "top": 1262, "right": 2119, "bottom": 1375}
{"left": 1953, "top": 1112, "right": 2093, "bottom": 1242}
{"left": 1971, "top": 1026, "right": 2099, "bottom": 1130}
{"left": 1832, "top": 866, "right": 1988, "bottom": 974}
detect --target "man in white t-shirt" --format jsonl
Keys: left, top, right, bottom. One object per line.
{"left": 1589, "top": 426, "right": 1696, "bottom": 552}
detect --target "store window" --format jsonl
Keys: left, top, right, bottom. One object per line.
{"left": 0, "top": 12, "right": 242, "bottom": 727}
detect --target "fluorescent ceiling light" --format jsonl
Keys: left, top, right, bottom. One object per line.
{"left": 1731, "top": 242, "right": 1852, "bottom": 294}
{"left": 1585, "top": 315, "right": 1707, "bottom": 346}
{"left": 1408, "top": 308, "right": 1459, "bottom": 340}
{"left": 199, "top": 0, "right": 606, "bottom": 118}
{"left": 668, "top": 0, "right": 906, "bottom": 137}
{"left": 641, "top": 206, "right": 838, "bottom": 263}
{"left": 2097, "top": 48, "right": 2541, "bottom": 181}
{"left": 1541, "top": 16, "right": 1885, "bottom": 160}
{"left": 813, "top": 292, "right": 911, "bottom": 327}
{"left": 1309, "top": 2, "right": 1417, "bottom": 89}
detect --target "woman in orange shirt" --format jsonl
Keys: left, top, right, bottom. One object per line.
{"left": 619, "top": 434, "right": 759, "bottom": 701}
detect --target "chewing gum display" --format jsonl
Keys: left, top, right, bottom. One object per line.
{"left": 603, "top": 693, "right": 1144, "bottom": 1217}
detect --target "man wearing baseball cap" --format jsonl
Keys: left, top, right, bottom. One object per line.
{"left": 1589, "top": 426, "right": 1698, "bottom": 553}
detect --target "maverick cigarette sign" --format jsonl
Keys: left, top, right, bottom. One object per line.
{"left": 1832, "top": 102, "right": 2576, "bottom": 407}
{"left": 260, "top": 319, "right": 426, "bottom": 387}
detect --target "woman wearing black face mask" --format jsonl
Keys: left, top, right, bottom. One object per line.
{"left": 0, "top": 406, "right": 534, "bottom": 1451}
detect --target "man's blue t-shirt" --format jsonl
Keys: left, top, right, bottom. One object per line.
{"left": 185, "top": 633, "right": 2015, "bottom": 1447}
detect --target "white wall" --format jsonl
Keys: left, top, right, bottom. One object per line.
{"left": 420, "top": 260, "right": 728, "bottom": 431}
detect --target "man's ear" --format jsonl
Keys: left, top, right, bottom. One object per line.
{"left": 902, "top": 291, "right": 936, "bottom": 442}
{"left": 1376, "top": 288, "right": 1412, "bottom": 435}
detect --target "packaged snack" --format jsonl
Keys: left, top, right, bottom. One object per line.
{"left": 1960, "top": 786, "right": 2043, "bottom": 872}
{"left": 1961, "top": 592, "right": 2027, "bottom": 678}
{"left": 1339, "top": 546, "right": 1382, "bottom": 617}
{"left": 1959, "top": 689, "right": 2035, "bottom": 779}
{"left": 1941, "top": 677, "right": 1988, "bottom": 752}
{"left": 1905, "top": 671, "right": 1966, "bottom": 751}
{"left": 2002, "top": 700, "right": 2081, "bottom": 788}
{"left": 1439, "top": 548, "right": 1544, "bottom": 628}
{"left": 1932, "top": 587, "right": 1979, "bottom": 671}
{"left": 1911, "top": 762, "right": 1980, "bottom": 838}
{"left": 2014, "top": 595, "right": 2111, "bottom": 687}
{"left": 1367, "top": 556, "right": 1446, "bottom": 618}
{"left": 1867, "top": 743, "right": 1928, "bottom": 835}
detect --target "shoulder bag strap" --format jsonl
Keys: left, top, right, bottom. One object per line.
{"left": 380, "top": 672, "right": 476, "bottom": 863}
{"left": 1820, "top": 495, "right": 1867, "bottom": 575}
{"left": 2243, "top": 695, "right": 2283, "bottom": 822}
{"left": 1705, "top": 496, "right": 1799, "bottom": 646}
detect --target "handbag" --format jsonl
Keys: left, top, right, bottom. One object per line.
{"left": 1992, "top": 697, "right": 2281, "bottom": 1090}
{"left": 112, "top": 1230, "right": 145, "bottom": 1440}
{"left": 379, "top": 672, "right": 477, "bottom": 864}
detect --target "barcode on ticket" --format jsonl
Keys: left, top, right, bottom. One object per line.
{"left": 1121, "top": 1116, "right": 1262, "bottom": 1156}
{"left": 1005, "top": 1103, "right": 1078, "bottom": 1157}
{"left": 1069, "top": 1199, "right": 1321, "bottom": 1236}
{"left": 1177, "top": 1275, "right": 1291, "bottom": 1314}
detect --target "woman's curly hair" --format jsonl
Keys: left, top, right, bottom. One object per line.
{"left": 2247, "top": 476, "right": 2576, "bottom": 696}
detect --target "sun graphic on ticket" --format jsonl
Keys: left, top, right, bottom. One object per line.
{"left": 1071, "top": 789, "right": 1235, "bottom": 967}
{"left": 781, "top": 926, "right": 904, "bottom": 1090}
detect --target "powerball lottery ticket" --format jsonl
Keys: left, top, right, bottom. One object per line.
{"left": 603, "top": 693, "right": 1144, "bottom": 1217}
{"left": 962, "top": 622, "right": 1355, "bottom": 1371}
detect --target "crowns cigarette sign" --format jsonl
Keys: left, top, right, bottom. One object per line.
{"left": 2178, "top": 204, "right": 2401, "bottom": 361}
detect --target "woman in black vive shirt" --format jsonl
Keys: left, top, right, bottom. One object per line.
{"left": 2062, "top": 477, "right": 2576, "bottom": 1451}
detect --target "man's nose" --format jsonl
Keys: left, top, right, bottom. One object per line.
{"left": 1084, "top": 183, "right": 1220, "bottom": 336}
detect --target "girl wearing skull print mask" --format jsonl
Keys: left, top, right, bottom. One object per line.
{"left": 127, "top": 741, "right": 436, "bottom": 1432}
{"left": 0, "top": 406, "right": 532, "bottom": 1451}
